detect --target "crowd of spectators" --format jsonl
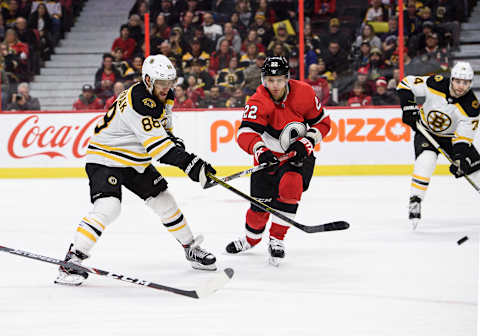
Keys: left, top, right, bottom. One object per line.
{"left": 84, "top": 0, "right": 472, "bottom": 109}
{"left": 0, "top": 0, "right": 85, "bottom": 110}
{"left": 0, "top": 0, "right": 476, "bottom": 110}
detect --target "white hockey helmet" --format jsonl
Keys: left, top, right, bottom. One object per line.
{"left": 451, "top": 61, "right": 474, "bottom": 81}
{"left": 142, "top": 54, "right": 176, "bottom": 94}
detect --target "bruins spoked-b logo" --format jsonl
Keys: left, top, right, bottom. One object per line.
{"left": 427, "top": 110, "right": 451, "bottom": 132}
{"left": 108, "top": 176, "right": 118, "bottom": 185}
{"left": 142, "top": 98, "right": 156, "bottom": 108}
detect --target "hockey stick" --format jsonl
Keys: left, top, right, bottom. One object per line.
{"left": 0, "top": 244, "right": 234, "bottom": 299}
{"left": 206, "top": 172, "right": 350, "bottom": 233}
{"left": 204, "top": 152, "right": 295, "bottom": 189}
{"left": 416, "top": 121, "right": 480, "bottom": 193}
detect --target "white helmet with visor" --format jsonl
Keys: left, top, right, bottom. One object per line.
{"left": 142, "top": 54, "right": 176, "bottom": 94}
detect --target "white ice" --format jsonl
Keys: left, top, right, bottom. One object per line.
{"left": 0, "top": 174, "right": 477, "bottom": 336}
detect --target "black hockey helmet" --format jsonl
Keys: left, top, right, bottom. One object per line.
{"left": 261, "top": 56, "right": 290, "bottom": 77}
{"left": 261, "top": 56, "right": 290, "bottom": 85}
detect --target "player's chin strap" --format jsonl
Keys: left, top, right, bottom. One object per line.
{"left": 416, "top": 121, "right": 480, "bottom": 193}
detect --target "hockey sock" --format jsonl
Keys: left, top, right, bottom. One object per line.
{"left": 410, "top": 151, "right": 437, "bottom": 200}
{"left": 74, "top": 197, "right": 121, "bottom": 254}
{"left": 245, "top": 209, "right": 269, "bottom": 246}
{"left": 146, "top": 191, "right": 193, "bottom": 245}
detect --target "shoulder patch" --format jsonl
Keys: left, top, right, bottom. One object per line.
{"left": 458, "top": 91, "right": 480, "bottom": 117}
{"left": 131, "top": 83, "right": 164, "bottom": 119}
{"left": 426, "top": 75, "right": 449, "bottom": 94}
{"left": 142, "top": 98, "right": 156, "bottom": 108}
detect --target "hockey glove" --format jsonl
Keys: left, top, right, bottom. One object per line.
{"left": 254, "top": 145, "right": 279, "bottom": 172}
{"left": 166, "top": 131, "right": 185, "bottom": 150}
{"left": 183, "top": 154, "right": 217, "bottom": 188}
{"left": 401, "top": 104, "right": 420, "bottom": 132}
{"left": 449, "top": 142, "right": 471, "bottom": 178}
{"left": 287, "top": 137, "right": 315, "bottom": 164}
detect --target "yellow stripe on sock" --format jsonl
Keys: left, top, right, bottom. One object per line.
{"left": 168, "top": 223, "right": 186, "bottom": 232}
{"left": 412, "top": 174, "right": 430, "bottom": 182}
{"left": 77, "top": 227, "right": 97, "bottom": 242}
{"left": 166, "top": 209, "right": 181, "bottom": 221}
{"left": 82, "top": 217, "right": 105, "bottom": 231}
{"left": 411, "top": 182, "right": 427, "bottom": 191}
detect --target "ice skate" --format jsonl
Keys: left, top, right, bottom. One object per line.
{"left": 54, "top": 244, "right": 89, "bottom": 286}
{"left": 409, "top": 196, "right": 422, "bottom": 230}
{"left": 225, "top": 237, "right": 252, "bottom": 254}
{"left": 268, "top": 237, "right": 285, "bottom": 267}
{"left": 184, "top": 235, "right": 217, "bottom": 271}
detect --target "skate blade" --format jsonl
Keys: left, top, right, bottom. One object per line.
{"left": 410, "top": 219, "right": 419, "bottom": 231}
{"left": 191, "top": 261, "right": 217, "bottom": 271}
{"left": 54, "top": 274, "right": 85, "bottom": 286}
{"left": 268, "top": 256, "right": 282, "bottom": 267}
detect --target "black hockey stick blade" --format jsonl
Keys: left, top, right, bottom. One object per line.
{"left": 300, "top": 220, "right": 350, "bottom": 233}
{"left": 0, "top": 244, "right": 234, "bottom": 299}
{"left": 207, "top": 172, "right": 350, "bottom": 234}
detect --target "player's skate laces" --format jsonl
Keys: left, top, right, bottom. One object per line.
{"left": 54, "top": 244, "right": 89, "bottom": 286}
{"left": 268, "top": 237, "right": 285, "bottom": 266}
{"left": 225, "top": 237, "right": 252, "bottom": 254}
{"left": 409, "top": 196, "right": 422, "bottom": 230}
{"left": 184, "top": 235, "right": 217, "bottom": 271}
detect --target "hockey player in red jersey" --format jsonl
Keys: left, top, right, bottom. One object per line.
{"left": 225, "top": 56, "right": 331, "bottom": 265}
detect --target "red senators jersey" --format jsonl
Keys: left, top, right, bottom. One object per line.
{"left": 237, "top": 79, "right": 331, "bottom": 156}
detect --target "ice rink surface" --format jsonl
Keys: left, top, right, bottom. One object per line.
{"left": 0, "top": 174, "right": 478, "bottom": 336}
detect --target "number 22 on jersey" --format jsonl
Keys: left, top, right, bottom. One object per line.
{"left": 243, "top": 104, "right": 258, "bottom": 119}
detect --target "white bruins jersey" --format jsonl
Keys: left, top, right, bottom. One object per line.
{"left": 398, "top": 74, "right": 480, "bottom": 146}
{"left": 86, "top": 82, "right": 176, "bottom": 172}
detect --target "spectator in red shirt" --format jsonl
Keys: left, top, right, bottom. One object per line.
{"left": 111, "top": 24, "right": 136, "bottom": 61}
{"left": 347, "top": 82, "right": 372, "bottom": 107}
{"left": 104, "top": 81, "right": 125, "bottom": 109}
{"left": 174, "top": 85, "right": 194, "bottom": 108}
{"left": 209, "top": 39, "right": 236, "bottom": 74}
{"left": 94, "top": 53, "right": 121, "bottom": 103}
{"left": 304, "top": 64, "right": 330, "bottom": 106}
{"left": 73, "top": 84, "right": 104, "bottom": 110}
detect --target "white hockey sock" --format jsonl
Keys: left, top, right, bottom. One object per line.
{"left": 146, "top": 191, "right": 193, "bottom": 245}
{"left": 74, "top": 197, "right": 121, "bottom": 255}
{"left": 410, "top": 151, "right": 437, "bottom": 200}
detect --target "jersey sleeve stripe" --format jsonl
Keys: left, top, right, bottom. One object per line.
{"left": 127, "top": 85, "right": 134, "bottom": 108}
{"left": 239, "top": 120, "right": 265, "bottom": 133}
{"left": 237, "top": 126, "right": 262, "bottom": 137}
{"left": 428, "top": 87, "right": 446, "bottom": 98}
{"left": 149, "top": 140, "right": 174, "bottom": 158}
{"left": 454, "top": 103, "right": 468, "bottom": 117}
{"left": 146, "top": 137, "right": 170, "bottom": 153}
{"left": 397, "top": 83, "right": 410, "bottom": 91}
{"left": 143, "top": 135, "right": 166, "bottom": 147}
{"left": 89, "top": 141, "right": 149, "bottom": 158}
{"left": 305, "top": 110, "right": 325, "bottom": 126}
{"left": 452, "top": 136, "right": 473, "bottom": 144}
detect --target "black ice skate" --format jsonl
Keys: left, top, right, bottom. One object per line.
{"left": 54, "top": 244, "right": 89, "bottom": 286}
{"left": 409, "top": 196, "right": 422, "bottom": 230}
{"left": 184, "top": 235, "right": 217, "bottom": 271}
{"left": 268, "top": 237, "right": 285, "bottom": 266}
{"left": 225, "top": 237, "right": 252, "bottom": 254}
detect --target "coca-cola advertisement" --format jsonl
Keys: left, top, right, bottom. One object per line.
{"left": 3, "top": 112, "right": 103, "bottom": 168}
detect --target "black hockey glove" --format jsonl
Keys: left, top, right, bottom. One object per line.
{"left": 287, "top": 137, "right": 315, "bottom": 164}
{"left": 254, "top": 145, "right": 279, "bottom": 172}
{"left": 401, "top": 104, "right": 420, "bottom": 132}
{"left": 449, "top": 142, "right": 471, "bottom": 178}
{"left": 166, "top": 131, "right": 185, "bottom": 150}
{"left": 183, "top": 153, "right": 217, "bottom": 188}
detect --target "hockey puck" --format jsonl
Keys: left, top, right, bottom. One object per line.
{"left": 457, "top": 236, "right": 469, "bottom": 245}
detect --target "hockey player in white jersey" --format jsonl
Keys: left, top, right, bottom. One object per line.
{"left": 55, "top": 55, "right": 218, "bottom": 286}
{"left": 397, "top": 61, "right": 480, "bottom": 229}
